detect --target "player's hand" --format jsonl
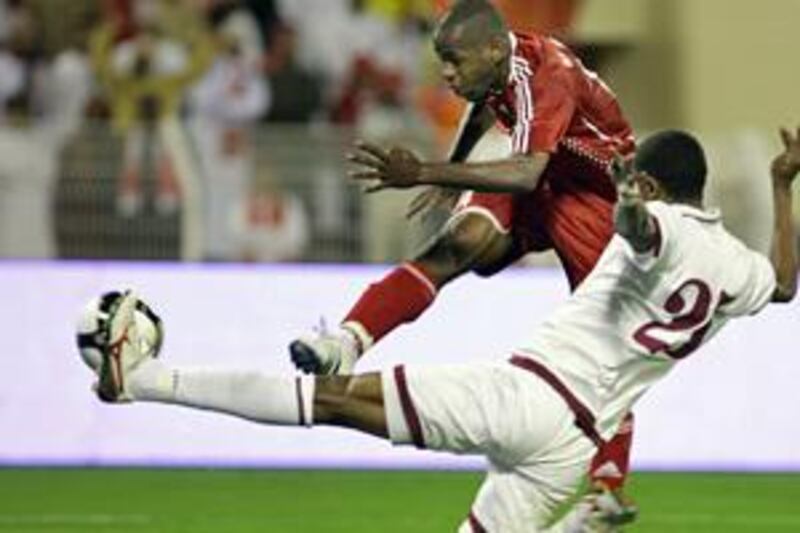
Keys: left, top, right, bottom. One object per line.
{"left": 348, "top": 141, "right": 423, "bottom": 193}
{"left": 406, "top": 186, "right": 460, "bottom": 221}
{"left": 611, "top": 153, "right": 641, "bottom": 204}
{"left": 771, "top": 126, "right": 800, "bottom": 185}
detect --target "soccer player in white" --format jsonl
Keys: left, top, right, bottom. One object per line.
{"left": 88, "top": 128, "right": 799, "bottom": 532}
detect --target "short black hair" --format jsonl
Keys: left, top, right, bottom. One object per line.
{"left": 634, "top": 130, "right": 707, "bottom": 201}
{"left": 434, "top": 0, "right": 507, "bottom": 51}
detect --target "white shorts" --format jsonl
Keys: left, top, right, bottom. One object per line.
{"left": 382, "top": 362, "right": 597, "bottom": 532}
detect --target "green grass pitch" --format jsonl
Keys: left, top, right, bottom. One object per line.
{"left": 1, "top": 468, "right": 798, "bottom": 532}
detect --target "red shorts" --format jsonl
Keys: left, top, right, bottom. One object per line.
{"left": 451, "top": 151, "right": 615, "bottom": 290}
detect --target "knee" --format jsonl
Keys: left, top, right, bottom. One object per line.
{"left": 314, "top": 375, "right": 355, "bottom": 420}
{"left": 314, "top": 375, "right": 378, "bottom": 426}
{"left": 444, "top": 215, "right": 509, "bottom": 277}
{"left": 445, "top": 215, "right": 501, "bottom": 262}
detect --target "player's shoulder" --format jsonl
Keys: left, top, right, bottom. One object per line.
{"left": 648, "top": 201, "right": 749, "bottom": 261}
{"left": 646, "top": 201, "right": 720, "bottom": 226}
{"left": 511, "top": 31, "right": 563, "bottom": 65}
{"left": 512, "top": 32, "right": 578, "bottom": 85}
{"left": 511, "top": 31, "right": 574, "bottom": 57}
{"left": 641, "top": 201, "right": 706, "bottom": 253}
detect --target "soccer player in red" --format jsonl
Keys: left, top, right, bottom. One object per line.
{"left": 292, "top": 0, "right": 635, "bottom": 521}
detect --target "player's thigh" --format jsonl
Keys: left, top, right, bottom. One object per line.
{"left": 416, "top": 210, "right": 513, "bottom": 284}
{"left": 466, "top": 448, "right": 592, "bottom": 533}
{"left": 381, "top": 363, "right": 571, "bottom": 459}
{"left": 466, "top": 422, "right": 596, "bottom": 533}
{"left": 452, "top": 191, "right": 553, "bottom": 277}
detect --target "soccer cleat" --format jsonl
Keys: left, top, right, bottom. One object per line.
{"left": 289, "top": 321, "right": 359, "bottom": 376}
{"left": 592, "top": 485, "right": 638, "bottom": 528}
{"left": 566, "top": 485, "right": 638, "bottom": 533}
{"left": 96, "top": 291, "right": 150, "bottom": 403}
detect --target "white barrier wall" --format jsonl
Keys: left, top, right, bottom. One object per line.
{"left": 1, "top": 261, "right": 798, "bottom": 471}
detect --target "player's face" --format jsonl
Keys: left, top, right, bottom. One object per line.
{"left": 436, "top": 45, "right": 499, "bottom": 102}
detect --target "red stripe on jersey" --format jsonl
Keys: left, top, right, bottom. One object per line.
{"left": 510, "top": 355, "right": 604, "bottom": 447}
{"left": 489, "top": 32, "right": 634, "bottom": 161}
{"left": 468, "top": 511, "right": 487, "bottom": 533}
{"left": 510, "top": 58, "right": 534, "bottom": 154}
{"left": 651, "top": 215, "right": 663, "bottom": 258}
{"left": 394, "top": 366, "right": 425, "bottom": 448}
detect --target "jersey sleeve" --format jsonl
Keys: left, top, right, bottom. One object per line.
{"left": 511, "top": 64, "right": 576, "bottom": 155}
{"left": 618, "top": 201, "right": 674, "bottom": 272}
{"left": 718, "top": 244, "right": 776, "bottom": 317}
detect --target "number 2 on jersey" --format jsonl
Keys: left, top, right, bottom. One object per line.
{"left": 633, "top": 279, "right": 714, "bottom": 359}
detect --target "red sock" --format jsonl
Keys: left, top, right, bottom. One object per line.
{"left": 589, "top": 412, "right": 634, "bottom": 491}
{"left": 343, "top": 263, "right": 438, "bottom": 345}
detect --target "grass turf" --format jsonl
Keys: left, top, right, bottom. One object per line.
{"left": 1, "top": 468, "right": 798, "bottom": 532}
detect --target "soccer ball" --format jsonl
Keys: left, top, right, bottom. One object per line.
{"left": 75, "top": 291, "right": 164, "bottom": 371}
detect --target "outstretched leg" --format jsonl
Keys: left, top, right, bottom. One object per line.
{"left": 90, "top": 293, "right": 594, "bottom": 532}
{"left": 290, "top": 211, "right": 513, "bottom": 374}
{"left": 128, "top": 361, "right": 388, "bottom": 437}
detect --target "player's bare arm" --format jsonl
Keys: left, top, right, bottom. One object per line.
{"left": 611, "top": 154, "right": 659, "bottom": 253}
{"left": 348, "top": 141, "right": 550, "bottom": 194}
{"left": 406, "top": 102, "right": 496, "bottom": 220}
{"left": 768, "top": 126, "right": 800, "bottom": 303}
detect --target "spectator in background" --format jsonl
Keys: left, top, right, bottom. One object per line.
{"left": 90, "top": 0, "right": 214, "bottom": 216}
{"left": 189, "top": 0, "right": 270, "bottom": 261}
{"left": 200, "top": 0, "right": 262, "bottom": 67}
{"left": 364, "top": 0, "right": 431, "bottom": 22}
{"left": 241, "top": 0, "right": 281, "bottom": 50}
{"left": 0, "top": 0, "right": 40, "bottom": 120}
{"left": 273, "top": 0, "right": 431, "bottom": 262}
{"left": 0, "top": 1, "right": 6, "bottom": 39}
{"left": 22, "top": 0, "right": 101, "bottom": 60}
{"left": 234, "top": 178, "right": 310, "bottom": 262}
{"left": 0, "top": 48, "right": 25, "bottom": 125}
{"left": 329, "top": 0, "right": 426, "bottom": 125}
{"left": 263, "top": 23, "right": 323, "bottom": 123}
{"left": 0, "top": 0, "right": 91, "bottom": 258}
{"left": 277, "top": 0, "right": 425, "bottom": 119}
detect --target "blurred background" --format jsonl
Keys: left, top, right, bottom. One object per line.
{"left": 2, "top": 2, "right": 800, "bottom": 531}
{"left": 1, "top": 0, "right": 798, "bottom": 266}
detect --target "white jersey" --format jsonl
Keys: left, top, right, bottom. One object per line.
{"left": 518, "top": 201, "right": 776, "bottom": 439}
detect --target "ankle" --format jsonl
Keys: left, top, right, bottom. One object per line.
{"left": 128, "top": 359, "right": 175, "bottom": 402}
{"left": 340, "top": 321, "right": 374, "bottom": 357}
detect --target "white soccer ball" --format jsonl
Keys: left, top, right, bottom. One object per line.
{"left": 75, "top": 291, "right": 164, "bottom": 371}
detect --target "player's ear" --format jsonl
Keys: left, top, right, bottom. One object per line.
{"left": 637, "top": 172, "right": 662, "bottom": 201}
{"left": 487, "top": 34, "right": 510, "bottom": 65}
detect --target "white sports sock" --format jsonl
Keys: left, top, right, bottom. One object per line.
{"left": 128, "top": 360, "right": 315, "bottom": 426}
{"left": 341, "top": 321, "right": 375, "bottom": 356}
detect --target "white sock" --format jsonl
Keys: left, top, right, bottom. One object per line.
{"left": 341, "top": 321, "right": 374, "bottom": 356}
{"left": 128, "top": 360, "right": 315, "bottom": 426}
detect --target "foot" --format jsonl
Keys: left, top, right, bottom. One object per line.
{"left": 96, "top": 291, "right": 151, "bottom": 403}
{"left": 289, "top": 324, "right": 359, "bottom": 376}
{"left": 592, "top": 486, "right": 638, "bottom": 528}
{"left": 563, "top": 485, "right": 638, "bottom": 533}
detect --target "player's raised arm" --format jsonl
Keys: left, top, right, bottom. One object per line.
{"left": 768, "top": 126, "right": 800, "bottom": 303}
{"left": 611, "top": 154, "right": 659, "bottom": 253}
{"left": 348, "top": 142, "right": 549, "bottom": 194}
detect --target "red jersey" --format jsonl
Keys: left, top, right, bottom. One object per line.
{"left": 458, "top": 32, "right": 635, "bottom": 288}
{"left": 486, "top": 32, "right": 634, "bottom": 168}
